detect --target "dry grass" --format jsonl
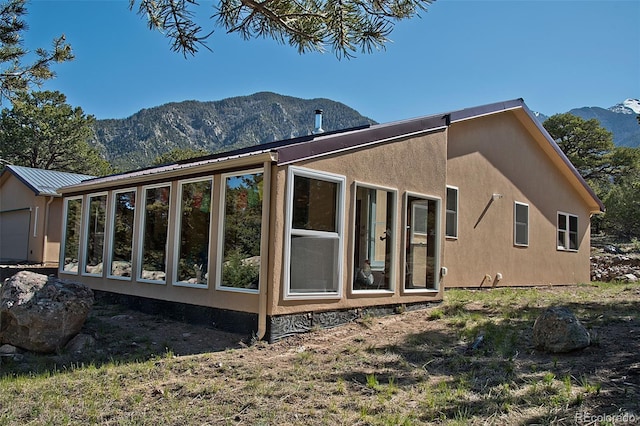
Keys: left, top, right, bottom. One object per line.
{"left": 1, "top": 282, "right": 639, "bottom": 425}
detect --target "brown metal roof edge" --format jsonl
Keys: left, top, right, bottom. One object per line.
{"left": 55, "top": 97, "right": 602, "bottom": 213}
{"left": 448, "top": 98, "right": 603, "bottom": 213}
{"left": 448, "top": 98, "right": 526, "bottom": 122}
{"left": 275, "top": 114, "right": 449, "bottom": 165}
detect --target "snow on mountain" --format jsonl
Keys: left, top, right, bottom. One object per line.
{"left": 609, "top": 98, "right": 640, "bottom": 114}
{"left": 531, "top": 98, "right": 640, "bottom": 147}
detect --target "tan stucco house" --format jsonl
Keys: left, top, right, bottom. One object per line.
{"left": 56, "top": 99, "right": 604, "bottom": 341}
{"left": 0, "top": 165, "right": 95, "bottom": 265}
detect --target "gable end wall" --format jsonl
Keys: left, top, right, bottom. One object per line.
{"left": 444, "top": 112, "right": 592, "bottom": 287}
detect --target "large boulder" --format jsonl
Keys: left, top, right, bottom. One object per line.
{"left": 533, "top": 306, "right": 590, "bottom": 353}
{"left": 0, "top": 271, "right": 94, "bottom": 353}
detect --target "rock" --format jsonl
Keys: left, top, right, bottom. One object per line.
{"left": 604, "top": 245, "right": 620, "bottom": 254}
{"left": 141, "top": 270, "right": 166, "bottom": 281}
{"left": 0, "top": 271, "right": 94, "bottom": 353}
{"left": 85, "top": 263, "right": 103, "bottom": 275}
{"left": 0, "top": 343, "right": 17, "bottom": 355}
{"left": 65, "top": 333, "right": 96, "bottom": 353}
{"left": 616, "top": 273, "right": 638, "bottom": 283}
{"left": 591, "top": 253, "right": 640, "bottom": 282}
{"left": 110, "top": 261, "right": 131, "bottom": 277}
{"left": 533, "top": 307, "right": 590, "bottom": 353}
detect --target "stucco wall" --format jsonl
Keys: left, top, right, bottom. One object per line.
{"left": 0, "top": 175, "right": 37, "bottom": 262}
{"left": 266, "top": 129, "right": 448, "bottom": 316}
{"left": 44, "top": 197, "right": 63, "bottom": 264}
{"left": 444, "top": 111, "right": 593, "bottom": 287}
{"left": 0, "top": 174, "right": 65, "bottom": 264}
{"left": 61, "top": 129, "right": 449, "bottom": 317}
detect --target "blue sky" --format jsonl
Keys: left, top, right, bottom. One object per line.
{"left": 24, "top": 0, "right": 640, "bottom": 124}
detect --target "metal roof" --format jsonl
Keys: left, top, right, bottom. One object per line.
{"left": 53, "top": 97, "right": 603, "bottom": 213}
{"left": 61, "top": 150, "right": 276, "bottom": 193}
{"left": 2, "top": 165, "right": 95, "bottom": 196}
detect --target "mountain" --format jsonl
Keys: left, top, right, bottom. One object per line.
{"left": 534, "top": 98, "right": 640, "bottom": 148}
{"left": 93, "top": 93, "right": 640, "bottom": 171}
{"left": 92, "top": 92, "right": 376, "bottom": 171}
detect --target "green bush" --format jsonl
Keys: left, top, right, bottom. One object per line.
{"left": 222, "top": 250, "right": 259, "bottom": 289}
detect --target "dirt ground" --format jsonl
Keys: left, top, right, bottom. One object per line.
{"left": 3, "top": 282, "right": 640, "bottom": 425}
{"left": 7, "top": 283, "right": 639, "bottom": 382}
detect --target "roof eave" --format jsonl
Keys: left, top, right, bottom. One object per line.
{"left": 275, "top": 114, "right": 449, "bottom": 165}
{"left": 514, "top": 106, "right": 605, "bottom": 214}
{"left": 59, "top": 151, "right": 278, "bottom": 194}
{"left": 447, "top": 99, "right": 604, "bottom": 214}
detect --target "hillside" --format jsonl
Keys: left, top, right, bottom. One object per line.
{"left": 92, "top": 94, "right": 639, "bottom": 171}
{"left": 92, "top": 92, "right": 376, "bottom": 171}
{"left": 567, "top": 105, "right": 640, "bottom": 147}
{"left": 534, "top": 99, "right": 640, "bottom": 148}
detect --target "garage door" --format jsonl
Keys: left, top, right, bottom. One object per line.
{"left": 0, "top": 209, "right": 30, "bottom": 262}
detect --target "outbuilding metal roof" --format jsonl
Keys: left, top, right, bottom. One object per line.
{"left": 1, "top": 165, "right": 95, "bottom": 196}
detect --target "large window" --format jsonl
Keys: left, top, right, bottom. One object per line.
{"left": 219, "top": 171, "right": 263, "bottom": 291}
{"left": 557, "top": 212, "right": 578, "bottom": 251}
{"left": 404, "top": 194, "right": 439, "bottom": 291}
{"left": 445, "top": 186, "right": 458, "bottom": 239}
{"left": 514, "top": 202, "right": 529, "bottom": 247}
{"left": 139, "top": 184, "right": 171, "bottom": 283}
{"left": 109, "top": 189, "right": 136, "bottom": 279}
{"left": 285, "top": 168, "right": 345, "bottom": 298}
{"left": 353, "top": 184, "right": 395, "bottom": 291}
{"left": 83, "top": 193, "right": 107, "bottom": 275}
{"left": 61, "top": 197, "right": 83, "bottom": 274}
{"left": 175, "top": 178, "right": 212, "bottom": 287}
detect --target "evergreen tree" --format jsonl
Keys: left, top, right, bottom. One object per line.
{"left": 544, "top": 113, "right": 640, "bottom": 239}
{"left": 0, "top": 90, "right": 112, "bottom": 175}
{"left": 130, "top": 0, "right": 435, "bottom": 59}
{"left": 152, "top": 147, "right": 209, "bottom": 165}
{"left": 0, "top": 0, "right": 73, "bottom": 102}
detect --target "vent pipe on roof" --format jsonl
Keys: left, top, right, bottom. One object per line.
{"left": 313, "top": 109, "right": 324, "bottom": 134}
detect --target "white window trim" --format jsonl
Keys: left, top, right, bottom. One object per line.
{"left": 557, "top": 211, "right": 579, "bottom": 252}
{"left": 283, "top": 166, "right": 346, "bottom": 300}
{"left": 351, "top": 181, "right": 397, "bottom": 294}
{"left": 81, "top": 191, "right": 109, "bottom": 278}
{"left": 402, "top": 191, "right": 441, "bottom": 294}
{"left": 514, "top": 201, "right": 529, "bottom": 247}
{"left": 137, "top": 183, "right": 171, "bottom": 285}
{"left": 172, "top": 176, "right": 213, "bottom": 289}
{"left": 106, "top": 187, "right": 137, "bottom": 281}
{"left": 445, "top": 185, "right": 459, "bottom": 239}
{"left": 216, "top": 168, "right": 264, "bottom": 294}
{"left": 59, "top": 196, "right": 83, "bottom": 276}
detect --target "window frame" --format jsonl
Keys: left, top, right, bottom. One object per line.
{"left": 81, "top": 191, "right": 109, "bottom": 277}
{"left": 283, "top": 166, "right": 346, "bottom": 300}
{"left": 137, "top": 183, "right": 172, "bottom": 285}
{"left": 216, "top": 168, "right": 265, "bottom": 294}
{"left": 557, "top": 211, "right": 579, "bottom": 252}
{"left": 107, "top": 187, "right": 137, "bottom": 281}
{"left": 351, "top": 181, "right": 397, "bottom": 294}
{"left": 60, "top": 196, "right": 84, "bottom": 276}
{"left": 173, "top": 176, "right": 214, "bottom": 289}
{"left": 445, "top": 186, "right": 459, "bottom": 239}
{"left": 514, "top": 201, "right": 529, "bottom": 247}
{"left": 403, "top": 191, "right": 441, "bottom": 293}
